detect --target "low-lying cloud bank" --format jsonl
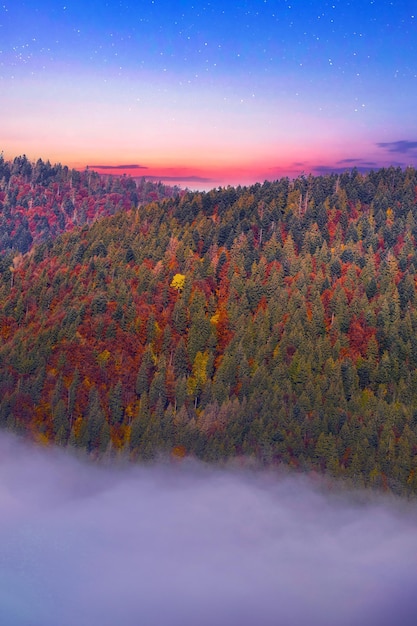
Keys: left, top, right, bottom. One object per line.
{"left": 0, "top": 433, "right": 416, "bottom": 626}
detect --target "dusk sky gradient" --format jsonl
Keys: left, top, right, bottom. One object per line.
{"left": 1, "top": 1, "right": 417, "bottom": 189}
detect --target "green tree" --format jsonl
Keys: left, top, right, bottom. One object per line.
{"left": 85, "top": 386, "right": 106, "bottom": 451}
{"left": 109, "top": 380, "right": 124, "bottom": 425}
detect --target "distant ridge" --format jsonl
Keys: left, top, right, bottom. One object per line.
{"left": 0, "top": 154, "right": 181, "bottom": 255}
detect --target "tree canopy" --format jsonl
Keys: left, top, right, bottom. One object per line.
{"left": 2, "top": 159, "right": 417, "bottom": 495}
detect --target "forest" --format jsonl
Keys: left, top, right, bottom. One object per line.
{"left": 0, "top": 154, "right": 179, "bottom": 255}
{"left": 1, "top": 155, "right": 417, "bottom": 495}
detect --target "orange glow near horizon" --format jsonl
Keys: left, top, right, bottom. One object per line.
{"left": 2, "top": 135, "right": 406, "bottom": 192}
{"left": 2, "top": 66, "right": 406, "bottom": 191}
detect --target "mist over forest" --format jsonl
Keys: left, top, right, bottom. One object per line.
{"left": 1, "top": 432, "right": 417, "bottom": 626}
{"left": 3, "top": 159, "right": 417, "bottom": 623}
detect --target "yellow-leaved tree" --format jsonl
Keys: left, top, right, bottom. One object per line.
{"left": 170, "top": 273, "right": 186, "bottom": 292}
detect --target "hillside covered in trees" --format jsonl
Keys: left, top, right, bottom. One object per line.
{"left": 1, "top": 160, "right": 417, "bottom": 495}
{"left": 0, "top": 154, "right": 180, "bottom": 255}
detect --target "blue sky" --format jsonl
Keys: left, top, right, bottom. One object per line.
{"left": 1, "top": 0, "right": 416, "bottom": 189}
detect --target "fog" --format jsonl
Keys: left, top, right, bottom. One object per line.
{"left": 0, "top": 433, "right": 416, "bottom": 626}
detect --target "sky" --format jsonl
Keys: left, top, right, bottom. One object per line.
{"left": 1, "top": 0, "right": 416, "bottom": 190}
{"left": 1, "top": 432, "right": 417, "bottom": 626}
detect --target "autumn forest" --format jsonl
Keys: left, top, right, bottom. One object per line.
{"left": 2, "top": 155, "right": 417, "bottom": 495}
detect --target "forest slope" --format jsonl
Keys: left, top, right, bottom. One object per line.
{"left": 1, "top": 163, "right": 417, "bottom": 494}
{"left": 0, "top": 154, "right": 179, "bottom": 255}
